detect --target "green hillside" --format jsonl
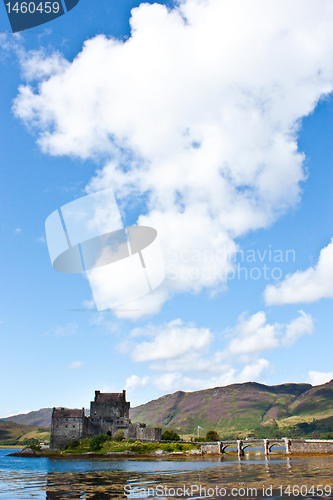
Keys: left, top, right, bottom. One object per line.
{"left": 290, "top": 382, "right": 333, "bottom": 417}
{"left": 0, "top": 421, "right": 50, "bottom": 445}
{"left": 130, "top": 380, "right": 333, "bottom": 439}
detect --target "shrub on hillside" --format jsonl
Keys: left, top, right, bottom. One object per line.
{"left": 64, "top": 439, "right": 80, "bottom": 450}
{"left": 161, "top": 430, "right": 180, "bottom": 441}
{"left": 90, "top": 434, "right": 110, "bottom": 451}
{"left": 21, "top": 438, "right": 39, "bottom": 446}
{"left": 320, "top": 432, "right": 333, "bottom": 439}
{"left": 113, "top": 430, "right": 125, "bottom": 441}
{"left": 206, "top": 430, "right": 219, "bottom": 441}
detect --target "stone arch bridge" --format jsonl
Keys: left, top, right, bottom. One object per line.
{"left": 201, "top": 439, "right": 333, "bottom": 457}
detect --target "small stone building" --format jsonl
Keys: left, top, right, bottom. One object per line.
{"left": 50, "top": 408, "right": 85, "bottom": 450}
{"left": 50, "top": 390, "right": 161, "bottom": 449}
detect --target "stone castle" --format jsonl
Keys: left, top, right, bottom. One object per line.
{"left": 50, "top": 390, "right": 161, "bottom": 449}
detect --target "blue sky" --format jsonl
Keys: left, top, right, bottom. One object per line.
{"left": 0, "top": 0, "right": 332, "bottom": 416}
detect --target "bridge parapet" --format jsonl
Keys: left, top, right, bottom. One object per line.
{"left": 201, "top": 438, "right": 291, "bottom": 456}
{"left": 289, "top": 439, "right": 333, "bottom": 454}
{"left": 201, "top": 439, "right": 333, "bottom": 456}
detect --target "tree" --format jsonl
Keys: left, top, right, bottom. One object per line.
{"left": 161, "top": 430, "right": 180, "bottom": 441}
{"left": 90, "top": 434, "right": 110, "bottom": 451}
{"left": 113, "top": 430, "right": 125, "bottom": 441}
{"left": 206, "top": 430, "right": 219, "bottom": 441}
{"left": 193, "top": 437, "right": 205, "bottom": 442}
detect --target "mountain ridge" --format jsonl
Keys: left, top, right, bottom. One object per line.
{"left": 129, "top": 380, "right": 333, "bottom": 437}
{"left": 2, "top": 380, "right": 332, "bottom": 438}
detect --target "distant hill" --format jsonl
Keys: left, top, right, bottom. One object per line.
{"left": 0, "top": 421, "right": 50, "bottom": 445}
{"left": 1, "top": 408, "right": 90, "bottom": 428}
{"left": 130, "top": 380, "right": 333, "bottom": 438}
{"left": 3, "top": 380, "right": 332, "bottom": 439}
{"left": 1, "top": 408, "right": 53, "bottom": 428}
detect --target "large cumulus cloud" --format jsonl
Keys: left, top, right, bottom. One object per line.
{"left": 13, "top": 0, "right": 333, "bottom": 314}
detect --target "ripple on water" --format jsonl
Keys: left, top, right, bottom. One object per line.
{"left": 1, "top": 449, "right": 333, "bottom": 499}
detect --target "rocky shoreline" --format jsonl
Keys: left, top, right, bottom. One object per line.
{"left": 9, "top": 447, "right": 203, "bottom": 459}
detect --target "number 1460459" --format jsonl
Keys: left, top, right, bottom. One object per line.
{"left": 5, "top": 2, "right": 60, "bottom": 14}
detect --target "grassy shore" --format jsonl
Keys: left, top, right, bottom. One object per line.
{"left": 0, "top": 445, "right": 23, "bottom": 449}
{"left": 8, "top": 437, "right": 201, "bottom": 458}
{"left": 61, "top": 436, "right": 199, "bottom": 454}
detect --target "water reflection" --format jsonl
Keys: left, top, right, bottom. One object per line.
{"left": 1, "top": 449, "right": 333, "bottom": 500}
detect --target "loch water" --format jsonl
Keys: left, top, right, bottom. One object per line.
{"left": 0, "top": 448, "right": 333, "bottom": 499}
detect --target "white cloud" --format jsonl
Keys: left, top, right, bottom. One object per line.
{"left": 153, "top": 372, "right": 183, "bottom": 392}
{"left": 54, "top": 322, "right": 78, "bottom": 336}
{"left": 222, "top": 310, "right": 313, "bottom": 361}
{"left": 14, "top": 228, "right": 22, "bottom": 234}
{"left": 149, "top": 351, "right": 228, "bottom": 374}
{"left": 20, "top": 48, "right": 70, "bottom": 82}
{"left": 264, "top": 239, "right": 333, "bottom": 305}
{"left": 130, "top": 319, "right": 212, "bottom": 362}
{"left": 12, "top": 0, "right": 333, "bottom": 315}
{"left": 0, "top": 33, "right": 23, "bottom": 58}
{"left": 308, "top": 371, "right": 333, "bottom": 386}
{"left": 65, "top": 360, "right": 83, "bottom": 369}
{"left": 282, "top": 310, "right": 314, "bottom": 346}
{"left": 122, "top": 310, "right": 313, "bottom": 393}
{"left": 125, "top": 375, "right": 150, "bottom": 392}
{"left": 151, "top": 359, "right": 270, "bottom": 392}
{"left": 237, "top": 359, "right": 270, "bottom": 382}
{"left": 225, "top": 311, "right": 281, "bottom": 358}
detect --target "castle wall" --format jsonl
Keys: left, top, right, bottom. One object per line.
{"left": 90, "top": 403, "right": 120, "bottom": 421}
{"left": 138, "top": 426, "right": 162, "bottom": 442}
{"left": 91, "top": 390, "right": 130, "bottom": 421}
{"left": 50, "top": 409, "right": 84, "bottom": 449}
{"left": 85, "top": 416, "right": 133, "bottom": 438}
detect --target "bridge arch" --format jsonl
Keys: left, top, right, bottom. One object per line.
{"left": 268, "top": 442, "right": 286, "bottom": 452}
{"left": 242, "top": 443, "right": 264, "bottom": 451}
{"left": 221, "top": 443, "right": 238, "bottom": 453}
